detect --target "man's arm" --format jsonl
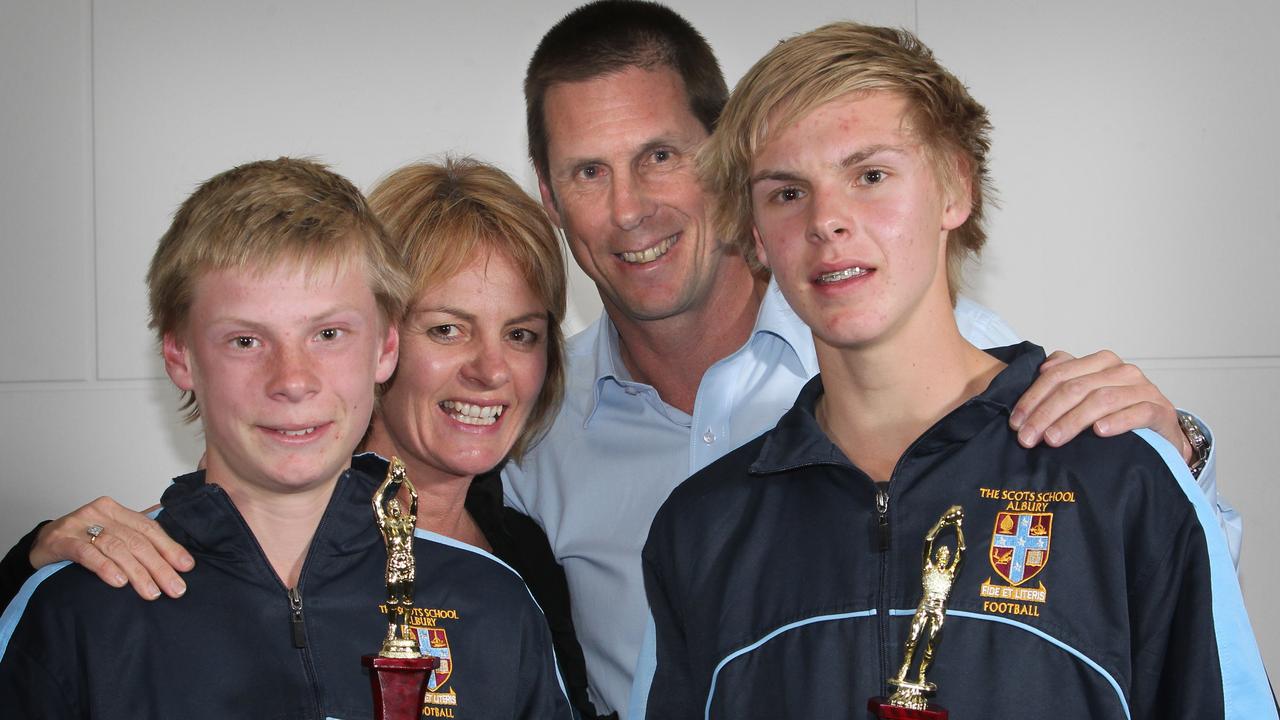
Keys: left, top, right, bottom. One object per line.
{"left": 954, "top": 300, "right": 1207, "bottom": 468}
{"left": 18, "top": 497, "right": 192, "bottom": 600}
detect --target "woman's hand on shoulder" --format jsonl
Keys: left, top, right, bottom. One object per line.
{"left": 30, "top": 496, "right": 193, "bottom": 600}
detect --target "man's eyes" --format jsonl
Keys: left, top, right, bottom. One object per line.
{"left": 233, "top": 336, "right": 260, "bottom": 349}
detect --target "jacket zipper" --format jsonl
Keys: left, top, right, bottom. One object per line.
{"left": 206, "top": 483, "right": 328, "bottom": 718}
{"left": 875, "top": 487, "right": 891, "bottom": 694}
{"left": 287, "top": 585, "right": 322, "bottom": 714}
{"left": 288, "top": 586, "right": 307, "bottom": 648}
{"left": 288, "top": 586, "right": 322, "bottom": 716}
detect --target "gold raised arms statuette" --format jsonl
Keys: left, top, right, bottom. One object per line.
{"left": 887, "top": 505, "right": 966, "bottom": 710}
{"left": 373, "top": 457, "right": 422, "bottom": 659}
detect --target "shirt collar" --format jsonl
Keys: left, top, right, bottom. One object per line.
{"left": 582, "top": 278, "right": 818, "bottom": 424}
{"left": 750, "top": 341, "right": 1045, "bottom": 475}
{"left": 584, "top": 314, "right": 631, "bottom": 425}
{"left": 753, "top": 278, "right": 820, "bottom": 378}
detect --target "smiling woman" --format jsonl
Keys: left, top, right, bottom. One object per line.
{"left": 361, "top": 157, "right": 606, "bottom": 718}
{"left": 365, "top": 158, "right": 566, "bottom": 474}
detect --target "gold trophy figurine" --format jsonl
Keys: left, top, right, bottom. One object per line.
{"left": 869, "top": 505, "right": 965, "bottom": 719}
{"left": 374, "top": 457, "right": 423, "bottom": 659}
{"left": 363, "top": 457, "right": 437, "bottom": 720}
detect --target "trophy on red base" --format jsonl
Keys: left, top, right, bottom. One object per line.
{"left": 868, "top": 505, "right": 966, "bottom": 720}
{"left": 362, "top": 457, "right": 437, "bottom": 720}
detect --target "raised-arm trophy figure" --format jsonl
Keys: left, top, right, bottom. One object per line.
{"left": 373, "top": 457, "right": 421, "bottom": 658}
{"left": 890, "top": 505, "right": 966, "bottom": 707}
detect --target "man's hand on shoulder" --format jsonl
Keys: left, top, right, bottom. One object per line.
{"left": 30, "top": 496, "right": 194, "bottom": 600}
{"left": 1008, "top": 349, "right": 1192, "bottom": 463}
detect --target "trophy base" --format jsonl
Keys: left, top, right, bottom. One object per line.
{"left": 380, "top": 636, "right": 423, "bottom": 659}
{"left": 362, "top": 654, "right": 438, "bottom": 720}
{"left": 867, "top": 697, "right": 948, "bottom": 719}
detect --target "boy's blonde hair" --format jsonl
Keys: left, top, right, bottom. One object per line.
{"left": 147, "top": 157, "right": 410, "bottom": 421}
{"left": 700, "top": 22, "right": 994, "bottom": 301}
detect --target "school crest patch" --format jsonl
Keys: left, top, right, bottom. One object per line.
{"left": 418, "top": 627, "right": 453, "bottom": 691}
{"left": 989, "top": 511, "right": 1052, "bottom": 586}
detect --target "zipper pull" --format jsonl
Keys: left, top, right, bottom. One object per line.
{"left": 875, "top": 488, "right": 890, "bottom": 552}
{"left": 288, "top": 586, "right": 306, "bottom": 648}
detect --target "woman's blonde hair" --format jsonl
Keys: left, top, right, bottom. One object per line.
{"left": 368, "top": 157, "right": 567, "bottom": 460}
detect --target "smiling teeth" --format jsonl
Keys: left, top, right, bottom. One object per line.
{"left": 441, "top": 401, "right": 505, "bottom": 426}
{"left": 278, "top": 427, "right": 316, "bottom": 437}
{"left": 619, "top": 236, "right": 676, "bottom": 264}
{"left": 817, "top": 267, "right": 869, "bottom": 284}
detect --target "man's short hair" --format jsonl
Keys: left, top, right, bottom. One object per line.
{"left": 367, "top": 157, "right": 567, "bottom": 461}
{"left": 147, "top": 157, "right": 410, "bottom": 421}
{"left": 701, "top": 22, "right": 994, "bottom": 301}
{"left": 524, "top": 0, "right": 728, "bottom": 179}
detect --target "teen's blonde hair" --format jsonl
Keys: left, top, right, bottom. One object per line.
{"left": 700, "top": 22, "right": 994, "bottom": 302}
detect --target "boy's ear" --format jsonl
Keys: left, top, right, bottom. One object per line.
{"left": 374, "top": 323, "right": 399, "bottom": 385}
{"left": 941, "top": 156, "right": 974, "bottom": 231}
{"left": 162, "top": 332, "right": 195, "bottom": 391}
{"left": 751, "top": 225, "right": 771, "bottom": 269}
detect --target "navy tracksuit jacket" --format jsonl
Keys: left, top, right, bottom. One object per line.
{"left": 639, "top": 343, "right": 1273, "bottom": 719}
{"left": 0, "top": 454, "right": 572, "bottom": 719}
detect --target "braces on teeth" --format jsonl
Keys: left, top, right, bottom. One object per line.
{"left": 818, "top": 267, "right": 868, "bottom": 283}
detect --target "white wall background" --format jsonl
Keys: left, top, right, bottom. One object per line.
{"left": 2, "top": 0, "right": 1275, "bottom": 676}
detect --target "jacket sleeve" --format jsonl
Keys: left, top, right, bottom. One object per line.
{"left": 1128, "top": 429, "right": 1276, "bottom": 719}
{"left": 640, "top": 527, "right": 703, "bottom": 720}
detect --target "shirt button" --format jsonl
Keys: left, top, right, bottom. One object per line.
{"left": 702, "top": 428, "right": 716, "bottom": 444}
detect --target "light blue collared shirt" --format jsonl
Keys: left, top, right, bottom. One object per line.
{"left": 503, "top": 282, "right": 1236, "bottom": 719}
